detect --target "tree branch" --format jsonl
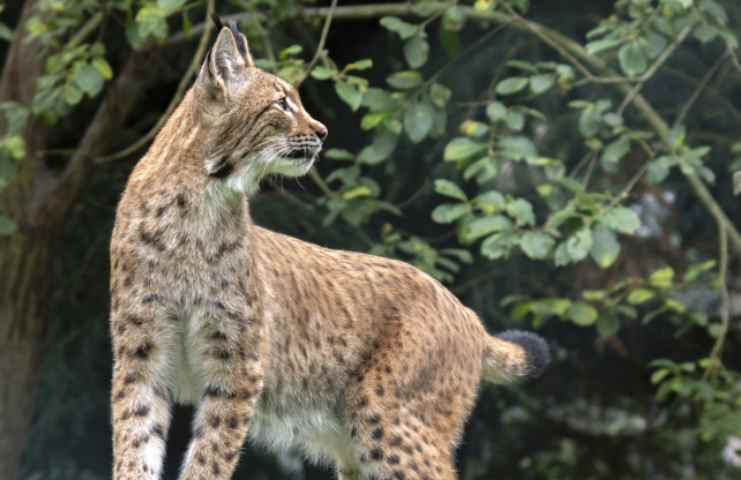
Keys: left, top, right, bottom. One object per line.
{"left": 299, "top": 0, "right": 338, "bottom": 86}
{"left": 96, "top": 0, "right": 216, "bottom": 164}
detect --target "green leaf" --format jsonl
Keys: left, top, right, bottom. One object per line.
{"left": 496, "top": 77, "right": 529, "bottom": 95}
{"left": 430, "top": 83, "right": 452, "bottom": 108}
{"left": 505, "top": 110, "right": 525, "bottom": 131}
{"left": 649, "top": 266, "right": 674, "bottom": 290}
{"left": 361, "top": 112, "right": 386, "bottom": 130}
{"left": 443, "top": 137, "right": 487, "bottom": 162}
{"left": 64, "top": 83, "right": 83, "bottom": 105}
{"left": 279, "top": 44, "right": 303, "bottom": 59}
{"left": 506, "top": 198, "right": 535, "bottom": 226}
{"left": 596, "top": 314, "right": 620, "bottom": 337}
{"left": 92, "top": 58, "right": 113, "bottom": 80}
{"left": 480, "top": 232, "right": 515, "bottom": 260}
{"left": 684, "top": 260, "right": 716, "bottom": 282}
{"left": 586, "top": 36, "right": 622, "bottom": 55}
{"left": 460, "top": 120, "right": 488, "bottom": 138}
{"left": 461, "top": 215, "right": 513, "bottom": 243}
{"left": 627, "top": 288, "right": 655, "bottom": 305}
{"left": 434, "top": 179, "right": 467, "bottom": 201}
{"left": 345, "top": 59, "right": 373, "bottom": 72}
{"left": 530, "top": 74, "right": 555, "bottom": 94}
{"left": 442, "top": 6, "right": 466, "bottom": 32}
{"left": 432, "top": 203, "right": 471, "bottom": 224}
{"left": 335, "top": 80, "right": 363, "bottom": 111}
{"left": 0, "top": 22, "right": 13, "bottom": 42}
{"left": 357, "top": 130, "right": 398, "bottom": 165}
{"left": 362, "top": 88, "right": 397, "bottom": 112}
{"left": 651, "top": 369, "right": 670, "bottom": 384}
{"left": 311, "top": 66, "right": 337, "bottom": 80}
{"left": 325, "top": 148, "right": 355, "bottom": 161}
{"left": 404, "top": 101, "right": 435, "bottom": 143}
{"left": 387, "top": 71, "right": 423, "bottom": 90}
{"left": 1, "top": 136, "right": 24, "bottom": 160}
{"left": 567, "top": 302, "right": 598, "bottom": 326}
{"left": 404, "top": 35, "right": 430, "bottom": 68}
{"left": 380, "top": 16, "right": 418, "bottom": 39}
{"left": 473, "top": 191, "right": 506, "bottom": 213}
{"left": 499, "top": 136, "right": 536, "bottom": 162}
{"left": 600, "top": 207, "right": 640, "bottom": 234}
{"left": 158, "top": 0, "right": 186, "bottom": 12}
{"left": 520, "top": 231, "right": 555, "bottom": 259}
{"left": 566, "top": 228, "right": 593, "bottom": 262}
{"left": 590, "top": 226, "right": 620, "bottom": 268}
{"left": 619, "top": 41, "right": 648, "bottom": 77}
{"left": 601, "top": 136, "right": 631, "bottom": 171}
{"left": 74, "top": 63, "right": 104, "bottom": 97}
{"left": 486, "top": 102, "right": 507, "bottom": 122}
{"left": 647, "top": 156, "right": 674, "bottom": 184}
{"left": 0, "top": 214, "right": 16, "bottom": 236}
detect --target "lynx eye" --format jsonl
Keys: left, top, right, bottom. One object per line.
{"left": 275, "top": 97, "right": 290, "bottom": 111}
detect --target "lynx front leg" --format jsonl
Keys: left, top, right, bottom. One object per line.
{"left": 178, "top": 306, "right": 264, "bottom": 480}
{"left": 110, "top": 306, "right": 174, "bottom": 480}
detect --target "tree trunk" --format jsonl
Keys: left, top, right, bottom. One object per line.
{"left": 0, "top": 1, "right": 158, "bottom": 475}
{"left": 0, "top": 1, "right": 51, "bottom": 476}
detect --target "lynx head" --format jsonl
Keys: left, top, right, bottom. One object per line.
{"left": 194, "top": 19, "right": 327, "bottom": 193}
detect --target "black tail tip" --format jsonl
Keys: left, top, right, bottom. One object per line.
{"left": 498, "top": 330, "right": 551, "bottom": 378}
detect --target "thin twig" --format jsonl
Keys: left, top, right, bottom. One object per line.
{"left": 674, "top": 50, "right": 729, "bottom": 127}
{"left": 617, "top": 25, "right": 693, "bottom": 114}
{"left": 300, "top": 0, "right": 338, "bottom": 86}
{"left": 308, "top": 168, "right": 334, "bottom": 197}
{"left": 67, "top": 12, "right": 104, "bottom": 49}
{"left": 705, "top": 223, "right": 730, "bottom": 379}
{"left": 95, "top": 0, "right": 216, "bottom": 164}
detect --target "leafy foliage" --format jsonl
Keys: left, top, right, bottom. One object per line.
{"left": 4, "top": 0, "right": 741, "bottom": 479}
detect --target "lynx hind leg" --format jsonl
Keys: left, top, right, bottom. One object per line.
{"left": 345, "top": 372, "right": 473, "bottom": 479}
{"left": 347, "top": 397, "right": 459, "bottom": 480}
{"left": 110, "top": 304, "right": 174, "bottom": 480}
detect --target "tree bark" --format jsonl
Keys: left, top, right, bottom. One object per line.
{"left": 0, "top": 1, "right": 157, "bottom": 474}
{"left": 0, "top": 1, "right": 51, "bottom": 476}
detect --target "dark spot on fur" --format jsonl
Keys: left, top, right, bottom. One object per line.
{"left": 127, "top": 314, "right": 144, "bottom": 326}
{"left": 375, "top": 385, "right": 385, "bottom": 397}
{"left": 196, "top": 453, "right": 206, "bottom": 465}
{"left": 131, "top": 341, "right": 153, "bottom": 359}
{"left": 372, "top": 427, "right": 384, "bottom": 441}
{"left": 142, "top": 294, "right": 162, "bottom": 304}
{"left": 227, "top": 416, "right": 239, "bottom": 429}
{"left": 210, "top": 330, "right": 228, "bottom": 341}
{"left": 211, "top": 461, "right": 221, "bottom": 476}
{"left": 388, "top": 436, "right": 402, "bottom": 447}
{"left": 152, "top": 424, "right": 165, "bottom": 439}
{"left": 370, "top": 448, "right": 384, "bottom": 461}
{"left": 387, "top": 454, "right": 400, "bottom": 465}
{"left": 368, "top": 414, "right": 381, "bottom": 425}
{"left": 133, "top": 405, "right": 150, "bottom": 417}
{"left": 208, "top": 415, "right": 221, "bottom": 429}
{"left": 123, "top": 372, "right": 139, "bottom": 384}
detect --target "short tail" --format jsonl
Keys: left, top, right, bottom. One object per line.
{"left": 481, "top": 330, "right": 550, "bottom": 384}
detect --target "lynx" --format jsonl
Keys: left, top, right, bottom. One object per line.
{"left": 109, "top": 19, "right": 549, "bottom": 480}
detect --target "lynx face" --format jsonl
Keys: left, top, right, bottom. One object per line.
{"left": 196, "top": 24, "right": 327, "bottom": 192}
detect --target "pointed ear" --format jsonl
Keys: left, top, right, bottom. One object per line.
{"left": 203, "top": 26, "right": 246, "bottom": 95}
{"left": 232, "top": 29, "right": 255, "bottom": 68}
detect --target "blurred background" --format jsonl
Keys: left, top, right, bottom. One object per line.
{"left": 0, "top": 0, "right": 740, "bottom": 479}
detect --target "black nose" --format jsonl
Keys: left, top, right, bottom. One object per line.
{"left": 315, "top": 124, "right": 328, "bottom": 141}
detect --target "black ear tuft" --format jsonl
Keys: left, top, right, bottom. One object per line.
{"left": 226, "top": 20, "right": 248, "bottom": 58}
{"left": 211, "top": 14, "right": 224, "bottom": 30}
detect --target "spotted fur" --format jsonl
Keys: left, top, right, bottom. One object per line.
{"left": 110, "top": 20, "right": 548, "bottom": 480}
